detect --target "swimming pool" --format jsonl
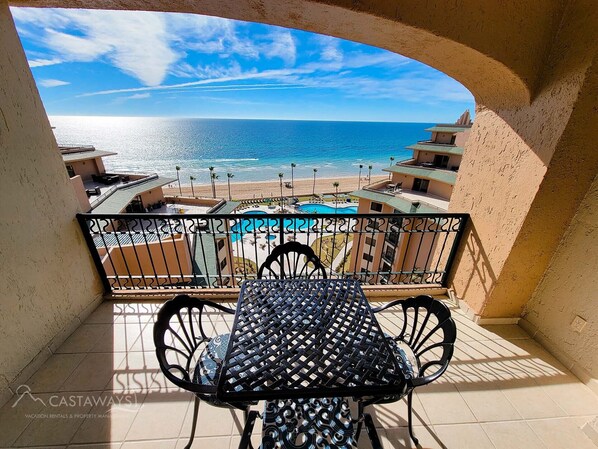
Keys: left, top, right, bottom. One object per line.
{"left": 296, "top": 203, "right": 358, "bottom": 214}
{"left": 230, "top": 210, "right": 315, "bottom": 242}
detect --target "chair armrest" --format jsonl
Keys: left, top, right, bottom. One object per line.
{"left": 410, "top": 359, "right": 450, "bottom": 388}
{"left": 371, "top": 297, "right": 407, "bottom": 313}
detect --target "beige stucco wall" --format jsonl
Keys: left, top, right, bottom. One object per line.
{"left": 449, "top": 3, "right": 598, "bottom": 318}
{"left": 520, "top": 175, "right": 598, "bottom": 389}
{"left": 0, "top": 1, "right": 102, "bottom": 402}
{"left": 102, "top": 234, "right": 193, "bottom": 287}
{"left": 70, "top": 175, "right": 91, "bottom": 212}
{"left": 68, "top": 158, "right": 101, "bottom": 180}
{"left": 139, "top": 188, "right": 165, "bottom": 208}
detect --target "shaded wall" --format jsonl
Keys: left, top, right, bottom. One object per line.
{"left": 521, "top": 176, "right": 598, "bottom": 391}
{"left": 0, "top": 1, "right": 102, "bottom": 404}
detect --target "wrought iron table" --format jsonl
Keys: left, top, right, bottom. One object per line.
{"left": 217, "top": 279, "right": 408, "bottom": 402}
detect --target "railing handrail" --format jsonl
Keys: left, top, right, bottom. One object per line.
{"left": 77, "top": 211, "right": 469, "bottom": 293}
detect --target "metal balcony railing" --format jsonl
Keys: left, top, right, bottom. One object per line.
{"left": 77, "top": 212, "right": 468, "bottom": 292}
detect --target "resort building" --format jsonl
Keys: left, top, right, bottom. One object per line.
{"left": 60, "top": 144, "right": 174, "bottom": 213}
{"left": 349, "top": 112, "right": 472, "bottom": 283}
{"left": 2, "top": 2, "right": 598, "bottom": 448}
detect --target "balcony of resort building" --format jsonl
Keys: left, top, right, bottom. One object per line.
{"left": 1, "top": 1, "right": 597, "bottom": 448}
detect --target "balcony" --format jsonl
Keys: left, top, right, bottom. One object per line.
{"left": 361, "top": 180, "right": 450, "bottom": 212}
{"left": 1, "top": 297, "right": 596, "bottom": 448}
{"left": 77, "top": 212, "right": 468, "bottom": 292}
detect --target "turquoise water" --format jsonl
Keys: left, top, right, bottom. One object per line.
{"left": 297, "top": 203, "right": 358, "bottom": 214}
{"left": 230, "top": 213, "right": 315, "bottom": 242}
{"left": 50, "top": 116, "right": 433, "bottom": 183}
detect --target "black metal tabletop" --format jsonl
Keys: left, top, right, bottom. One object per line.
{"left": 216, "top": 279, "right": 407, "bottom": 402}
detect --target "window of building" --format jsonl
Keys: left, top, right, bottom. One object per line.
{"left": 450, "top": 134, "right": 456, "bottom": 145}
{"left": 387, "top": 231, "right": 400, "bottom": 245}
{"left": 413, "top": 178, "right": 430, "bottom": 193}
{"left": 66, "top": 165, "right": 75, "bottom": 178}
{"left": 433, "top": 155, "right": 449, "bottom": 168}
{"left": 383, "top": 246, "right": 395, "bottom": 262}
{"left": 370, "top": 202, "right": 383, "bottom": 212}
{"left": 362, "top": 253, "right": 373, "bottom": 262}
{"left": 220, "top": 258, "right": 227, "bottom": 269}
{"left": 217, "top": 239, "right": 225, "bottom": 251}
{"left": 365, "top": 236, "right": 375, "bottom": 246}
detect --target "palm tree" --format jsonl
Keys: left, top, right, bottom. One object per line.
{"left": 210, "top": 172, "right": 219, "bottom": 198}
{"left": 189, "top": 175, "right": 196, "bottom": 197}
{"left": 208, "top": 166, "right": 215, "bottom": 197}
{"left": 368, "top": 165, "right": 373, "bottom": 184}
{"left": 333, "top": 181, "right": 340, "bottom": 209}
{"left": 358, "top": 164, "right": 363, "bottom": 189}
{"left": 227, "top": 172, "right": 234, "bottom": 201}
{"left": 389, "top": 156, "right": 395, "bottom": 180}
{"left": 290, "top": 162, "right": 296, "bottom": 198}
{"left": 175, "top": 165, "right": 182, "bottom": 195}
{"left": 278, "top": 172, "right": 284, "bottom": 211}
{"left": 312, "top": 168, "right": 318, "bottom": 196}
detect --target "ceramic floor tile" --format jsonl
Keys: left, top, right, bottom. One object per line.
{"left": 500, "top": 378, "right": 567, "bottom": 419}
{"left": 125, "top": 391, "right": 191, "bottom": 441}
{"left": 0, "top": 391, "right": 48, "bottom": 447}
{"left": 482, "top": 421, "right": 547, "bottom": 449}
{"left": 433, "top": 423, "right": 494, "bottom": 449}
{"left": 13, "top": 392, "right": 98, "bottom": 447}
{"left": 456, "top": 382, "right": 523, "bottom": 422}
{"left": 417, "top": 383, "right": 477, "bottom": 425}
{"left": 528, "top": 417, "right": 597, "bottom": 449}
{"left": 383, "top": 426, "right": 445, "bottom": 449}
{"left": 535, "top": 375, "right": 598, "bottom": 416}
{"left": 369, "top": 394, "right": 430, "bottom": 429}
{"left": 121, "top": 439, "right": 177, "bottom": 449}
{"left": 26, "top": 353, "right": 86, "bottom": 393}
{"left": 84, "top": 303, "right": 122, "bottom": 324}
{"left": 61, "top": 353, "right": 127, "bottom": 392}
{"left": 70, "top": 391, "right": 144, "bottom": 444}
{"left": 56, "top": 325, "right": 113, "bottom": 354}
{"left": 90, "top": 323, "right": 148, "bottom": 353}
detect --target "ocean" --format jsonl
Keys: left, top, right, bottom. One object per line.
{"left": 50, "top": 116, "right": 433, "bottom": 183}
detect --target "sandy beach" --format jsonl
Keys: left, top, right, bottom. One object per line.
{"left": 163, "top": 174, "right": 388, "bottom": 200}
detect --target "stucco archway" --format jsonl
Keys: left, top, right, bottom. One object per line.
{"left": 5, "top": 0, "right": 598, "bottom": 320}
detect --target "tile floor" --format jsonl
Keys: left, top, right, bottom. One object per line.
{"left": 0, "top": 298, "right": 596, "bottom": 449}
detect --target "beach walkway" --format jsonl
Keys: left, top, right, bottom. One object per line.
{"left": 163, "top": 175, "right": 387, "bottom": 201}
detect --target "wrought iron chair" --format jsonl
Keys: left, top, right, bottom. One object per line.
{"left": 154, "top": 294, "right": 255, "bottom": 449}
{"left": 257, "top": 241, "right": 327, "bottom": 279}
{"left": 366, "top": 295, "right": 457, "bottom": 445}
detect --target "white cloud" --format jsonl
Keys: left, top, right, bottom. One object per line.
{"left": 125, "top": 93, "right": 151, "bottom": 100}
{"left": 261, "top": 30, "right": 296, "bottom": 66}
{"left": 28, "top": 58, "right": 63, "bottom": 68}
{"left": 38, "top": 78, "right": 70, "bottom": 87}
{"left": 12, "top": 8, "right": 178, "bottom": 86}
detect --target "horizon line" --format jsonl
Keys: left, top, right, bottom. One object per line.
{"left": 48, "top": 114, "right": 440, "bottom": 124}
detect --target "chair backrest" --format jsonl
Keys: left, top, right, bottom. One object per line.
{"left": 153, "top": 294, "right": 235, "bottom": 394}
{"left": 391, "top": 295, "right": 456, "bottom": 386}
{"left": 257, "top": 241, "right": 327, "bottom": 279}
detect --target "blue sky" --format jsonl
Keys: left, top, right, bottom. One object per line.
{"left": 11, "top": 7, "right": 474, "bottom": 122}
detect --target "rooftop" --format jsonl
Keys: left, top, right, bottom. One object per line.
{"left": 1, "top": 298, "right": 595, "bottom": 448}
{"left": 424, "top": 125, "right": 472, "bottom": 133}
{"left": 352, "top": 187, "right": 448, "bottom": 213}
{"left": 91, "top": 175, "right": 175, "bottom": 214}
{"left": 406, "top": 142, "right": 465, "bottom": 156}
{"left": 383, "top": 164, "right": 458, "bottom": 185}
{"left": 61, "top": 149, "right": 118, "bottom": 163}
